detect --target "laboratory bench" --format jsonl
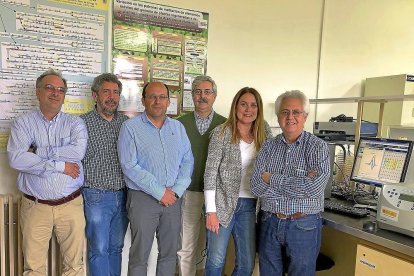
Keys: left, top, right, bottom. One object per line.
{"left": 223, "top": 199, "right": 414, "bottom": 275}
{"left": 319, "top": 204, "right": 414, "bottom": 275}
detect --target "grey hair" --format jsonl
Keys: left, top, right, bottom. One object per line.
{"left": 275, "top": 90, "right": 310, "bottom": 115}
{"left": 91, "top": 73, "right": 122, "bottom": 93}
{"left": 36, "top": 69, "right": 67, "bottom": 89}
{"left": 191, "top": 75, "right": 217, "bottom": 93}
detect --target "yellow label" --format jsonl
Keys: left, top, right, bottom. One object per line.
{"left": 0, "top": 132, "right": 9, "bottom": 152}
{"left": 64, "top": 99, "right": 94, "bottom": 115}
{"left": 52, "top": 0, "right": 109, "bottom": 11}
{"left": 382, "top": 208, "right": 397, "bottom": 218}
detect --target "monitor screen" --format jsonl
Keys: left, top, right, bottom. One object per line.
{"left": 350, "top": 137, "right": 413, "bottom": 186}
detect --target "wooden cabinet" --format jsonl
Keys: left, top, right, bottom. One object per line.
{"left": 364, "top": 74, "right": 414, "bottom": 128}
{"left": 355, "top": 244, "right": 414, "bottom": 276}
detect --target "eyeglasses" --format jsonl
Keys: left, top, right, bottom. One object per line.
{"left": 43, "top": 84, "right": 67, "bottom": 94}
{"left": 145, "top": 95, "right": 169, "bottom": 101}
{"left": 193, "top": 89, "right": 215, "bottom": 96}
{"left": 279, "top": 109, "right": 305, "bottom": 117}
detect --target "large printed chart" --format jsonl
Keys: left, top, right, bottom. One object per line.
{"left": 112, "top": 0, "right": 209, "bottom": 114}
{"left": 0, "top": 0, "right": 109, "bottom": 151}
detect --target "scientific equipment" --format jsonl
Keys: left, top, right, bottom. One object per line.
{"left": 350, "top": 137, "right": 413, "bottom": 187}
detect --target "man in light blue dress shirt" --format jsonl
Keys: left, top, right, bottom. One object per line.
{"left": 7, "top": 69, "right": 88, "bottom": 276}
{"left": 118, "top": 82, "right": 194, "bottom": 276}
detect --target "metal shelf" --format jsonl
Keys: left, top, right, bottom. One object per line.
{"left": 310, "top": 94, "right": 414, "bottom": 104}
{"left": 310, "top": 95, "right": 414, "bottom": 143}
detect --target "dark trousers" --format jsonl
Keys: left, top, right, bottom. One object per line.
{"left": 127, "top": 190, "right": 182, "bottom": 276}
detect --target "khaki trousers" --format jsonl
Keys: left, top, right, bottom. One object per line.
{"left": 20, "top": 195, "right": 86, "bottom": 276}
{"left": 177, "top": 191, "right": 206, "bottom": 276}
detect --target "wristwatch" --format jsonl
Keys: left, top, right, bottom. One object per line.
{"left": 174, "top": 192, "right": 179, "bottom": 199}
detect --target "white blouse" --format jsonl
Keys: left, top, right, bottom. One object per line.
{"left": 239, "top": 140, "right": 257, "bottom": 198}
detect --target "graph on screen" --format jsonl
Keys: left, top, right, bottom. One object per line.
{"left": 351, "top": 137, "right": 413, "bottom": 186}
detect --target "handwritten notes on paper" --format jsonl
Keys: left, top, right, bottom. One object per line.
{"left": 0, "top": 1, "right": 109, "bottom": 151}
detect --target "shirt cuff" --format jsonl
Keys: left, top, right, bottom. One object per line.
{"left": 171, "top": 184, "right": 186, "bottom": 198}
{"left": 204, "top": 190, "right": 216, "bottom": 213}
{"left": 153, "top": 187, "right": 166, "bottom": 201}
{"left": 55, "top": 161, "right": 65, "bottom": 173}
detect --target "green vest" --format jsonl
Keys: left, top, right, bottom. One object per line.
{"left": 178, "top": 112, "right": 226, "bottom": 192}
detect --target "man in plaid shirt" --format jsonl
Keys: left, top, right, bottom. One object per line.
{"left": 80, "top": 73, "right": 129, "bottom": 276}
{"left": 251, "top": 90, "right": 330, "bottom": 276}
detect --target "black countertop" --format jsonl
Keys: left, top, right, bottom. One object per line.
{"left": 322, "top": 199, "right": 414, "bottom": 258}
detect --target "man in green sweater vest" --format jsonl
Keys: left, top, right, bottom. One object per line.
{"left": 177, "top": 76, "right": 226, "bottom": 276}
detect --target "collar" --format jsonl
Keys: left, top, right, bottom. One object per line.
{"left": 281, "top": 131, "right": 305, "bottom": 145}
{"left": 194, "top": 110, "right": 215, "bottom": 121}
{"left": 38, "top": 109, "right": 62, "bottom": 123}
{"left": 142, "top": 112, "right": 169, "bottom": 128}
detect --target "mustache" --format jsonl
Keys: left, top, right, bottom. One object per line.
{"left": 198, "top": 98, "right": 208, "bottom": 103}
{"left": 104, "top": 99, "right": 118, "bottom": 105}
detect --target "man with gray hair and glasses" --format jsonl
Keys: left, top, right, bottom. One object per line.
{"left": 177, "top": 75, "right": 226, "bottom": 275}
{"left": 251, "top": 90, "right": 330, "bottom": 276}
{"left": 7, "top": 69, "right": 88, "bottom": 275}
{"left": 80, "top": 73, "right": 129, "bottom": 276}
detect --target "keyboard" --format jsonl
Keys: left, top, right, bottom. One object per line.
{"left": 324, "top": 200, "right": 370, "bottom": 218}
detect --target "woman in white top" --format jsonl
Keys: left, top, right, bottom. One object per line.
{"left": 204, "top": 87, "right": 272, "bottom": 275}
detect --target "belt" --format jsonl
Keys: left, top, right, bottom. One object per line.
{"left": 275, "top": 212, "right": 306, "bottom": 219}
{"left": 82, "top": 187, "right": 126, "bottom": 192}
{"left": 23, "top": 189, "right": 81, "bottom": 206}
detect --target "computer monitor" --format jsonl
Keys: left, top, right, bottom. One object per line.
{"left": 350, "top": 137, "right": 413, "bottom": 187}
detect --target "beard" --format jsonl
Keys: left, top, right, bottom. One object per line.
{"left": 98, "top": 99, "right": 118, "bottom": 116}
{"left": 102, "top": 106, "right": 117, "bottom": 115}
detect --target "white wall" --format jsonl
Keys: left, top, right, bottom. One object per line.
{"left": 316, "top": 0, "right": 414, "bottom": 121}
{"left": 150, "top": 0, "right": 325, "bottom": 127}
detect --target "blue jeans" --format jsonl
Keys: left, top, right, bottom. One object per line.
{"left": 82, "top": 188, "right": 129, "bottom": 276}
{"left": 258, "top": 211, "right": 322, "bottom": 276}
{"left": 205, "top": 198, "right": 257, "bottom": 276}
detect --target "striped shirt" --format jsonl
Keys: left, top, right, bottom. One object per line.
{"left": 250, "top": 131, "right": 330, "bottom": 215}
{"left": 7, "top": 110, "right": 88, "bottom": 200}
{"left": 81, "top": 109, "right": 128, "bottom": 190}
{"left": 194, "top": 110, "right": 214, "bottom": 135}
{"left": 118, "top": 112, "right": 194, "bottom": 201}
